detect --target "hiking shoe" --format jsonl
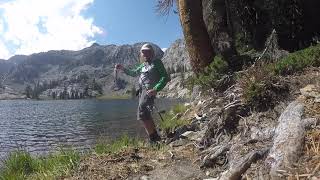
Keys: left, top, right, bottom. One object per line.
{"left": 148, "top": 132, "right": 161, "bottom": 144}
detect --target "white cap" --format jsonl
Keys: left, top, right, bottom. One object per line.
{"left": 140, "top": 43, "right": 153, "bottom": 51}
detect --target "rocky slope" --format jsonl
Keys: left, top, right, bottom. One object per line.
{"left": 65, "top": 67, "right": 320, "bottom": 180}
{"left": 158, "top": 39, "right": 192, "bottom": 99}
{"left": 161, "top": 39, "right": 191, "bottom": 74}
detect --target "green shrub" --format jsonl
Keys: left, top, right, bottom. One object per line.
{"left": 238, "top": 59, "right": 289, "bottom": 111}
{"left": 159, "top": 113, "right": 189, "bottom": 135}
{"left": 186, "top": 56, "right": 229, "bottom": 90}
{"left": 172, "top": 104, "right": 188, "bottom": 115}
{"left": 238, "top": 44, "right": 320, "bottom": 110}
{"left": 273, "top": 44, "right": 320, "bottom": 75}
{"left": 243, "top": 80, "right": 265, "bottom": 103}
{"left": 158, "top": 104, "right": 190, "bottom": 135}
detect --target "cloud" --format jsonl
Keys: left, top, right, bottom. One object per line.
{"left": 161, "top": 48, "right": 167, "bottom": 52}
{"left": 0, "top": 0, "right": 102, "bottom": 59}
{"left": 0, "top": 41, "right": 10, "bottom": 59}
{"left": 0, "top": 18, "right": 4, "bottom": 34}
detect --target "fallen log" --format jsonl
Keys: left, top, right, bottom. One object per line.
{"left": 219, "top": 149, "right": 268, "bottom": 180}
{"left": 265, "top": 101, "right": 305, "bottom": 179}
{"left": 200, "top": 144, "right": 231, "bottom": 168}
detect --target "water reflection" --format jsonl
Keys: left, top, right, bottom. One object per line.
{"left": 0, "top": 98, "right": 181, "bottom": 158}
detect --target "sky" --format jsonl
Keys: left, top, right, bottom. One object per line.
{"left": 0, "top": 0, "right": 182, "bottom": 60}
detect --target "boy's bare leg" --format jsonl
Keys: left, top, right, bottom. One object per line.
{"left": 142, "top": 119, "right": 160, "bottom": 142}
{"left": 142, "top": 119, "right": 157, "bottom": 135}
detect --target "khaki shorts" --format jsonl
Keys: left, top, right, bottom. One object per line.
{"left": 137, "top": 89, "right": 155, "bottom": 121}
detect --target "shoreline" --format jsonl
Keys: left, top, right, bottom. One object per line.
{"left": 0, "top": 102, "right": 191, "bottom": 179}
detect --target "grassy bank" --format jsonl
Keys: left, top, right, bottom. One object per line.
{"left": 0, "top": 149, "right": 80, "bottom": 180}
{"left": 0, "top": 101, "right": 189, "bottom": 179}
{"left": 0, "top": 135, "right": 158, "bottom": 179}
{"left": 94, "top": 134, "right": 144, "bottom": 154}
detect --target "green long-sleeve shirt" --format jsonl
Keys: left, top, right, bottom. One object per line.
{"left": 123, "top": 59, "right": 169, "bottom": 92}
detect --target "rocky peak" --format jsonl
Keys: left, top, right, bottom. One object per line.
{"left": 158, "top": 39, "right": 192, "bottom": 99}
{"left": 90, "top": 42, "right": 101, "bottom": 47}
{"left": 161, "top": 39, "right": 191, "bottom": 74}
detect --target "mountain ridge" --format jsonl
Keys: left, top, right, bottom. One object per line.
{"left": 0, "top": 41, "right": 169, "bottom": 99}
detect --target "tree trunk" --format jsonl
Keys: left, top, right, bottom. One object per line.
{"left": 202, "top": 0, "right": 239, "bottom": 71}
{"left": 178, "top": 0, "right": 215, "bottom": 74}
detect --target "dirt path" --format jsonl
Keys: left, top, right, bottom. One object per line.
{"left": 129, "top": 160, "right": 206, "bottom": 180}
{"left": 64, "top": 143, "right": 207, "bottom": 180}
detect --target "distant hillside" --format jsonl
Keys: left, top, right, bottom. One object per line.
{"left": 0, "top": 42, "right": 164, "bottom": 99}
{"left": 159, "top": 39, "right": 192, "bottom": 99}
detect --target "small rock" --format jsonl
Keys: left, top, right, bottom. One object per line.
{"left": 195, "top": 113, "right": 206, "bottom": 121}
{"left": 206, "top": 170, "right": 210, "bottom": 176}
{"left": 300, "top": 84, "right": 320, "bottom": 98}
{"left": 181, "top": 130, "right": 205, "bottom": 141}
{"left": 250, "top": 127, "right": 275, "bottom": 140}
{"left": 140, "top": 175, "right": 150, "bottom": 180}
{"left": 169, "top": 138, "right": 189, "bottom": 147}
{"left": 197, "top": 100, "right": 204, "bottom": 106}
{"left": 303, "top": 118, "right": 319, "bottom": 129}
{"left": 181, "top": 131, "right": 194, "bottom": 137}
{"left": 174, "top": 125, "right": 189, "bottom": 135}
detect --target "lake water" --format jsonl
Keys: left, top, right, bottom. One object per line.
{"left": 0, "top": 98, "right": 182, "bottom": 158}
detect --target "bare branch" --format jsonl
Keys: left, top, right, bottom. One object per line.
{"left": 155, "top": 0, "right": 176, "bottom": 16}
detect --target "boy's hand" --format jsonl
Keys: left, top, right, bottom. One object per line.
{"left": 147, "top": 89, "right": 157, "bottom": 96}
